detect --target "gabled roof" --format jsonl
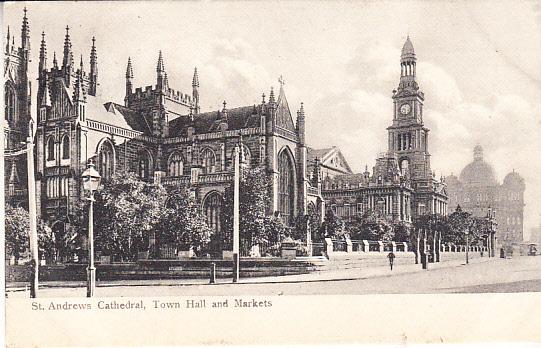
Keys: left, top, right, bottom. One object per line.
{"left": 306, "top": 146, "right": 353, "bottom": 174}
{"left": 168, "top": 104, "right": 262, "bottom": 137}
{"left": 107, "top": 102, "right": 152, "bottom": 134}
{"left": 275, "top": 86, "right": 296, "bottom": 132}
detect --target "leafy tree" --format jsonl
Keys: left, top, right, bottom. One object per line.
{"left": 5, "top": 204, "right": 30, "bottom": 264}
{"left": 92, "top": 171, "right": 169, "bottom": 261}
{"left": 157, "top": 186, "right": 212, "bottom": 255}
{"left": 5, "top": 204, "right": 50, "bottom": 264}
{"left": 320, "top": 208, "right": 346, "bottom": 240}
{"left": 293, "top": 210, "right": 322, "bottom": 242}
{"left": 348, "top": 209, "right": 394, "bottom": 242}
{"left": 392, "top": 221, "right": 411, "bottom": 242}
{"left": 221, "top": 166, "right": 273, "bottom": 250}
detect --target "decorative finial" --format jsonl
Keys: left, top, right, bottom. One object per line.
{"left": 262, "top": 93, "right": 266, "bottom": 104}
{"left": 157, "top": 50, "right": 165, "bottom": 72}
{"left": 126, "top": 57, "right": 133, "bottom": 78}
{"left": 53, "top": 51, "right": 58, "bottom": 68}
{"left": 269, "top": 87, "right": 275, "bottom": 103}
{"left": 192, "top": 67, "right": 199, "bottom": 87}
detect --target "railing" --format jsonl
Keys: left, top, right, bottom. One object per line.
{"left": 161, "top": 176, "right": 190, "bottom": 186}
{"left": 368, "top": 241, "right": 381, "bottom": 252}
{"left": 332, "top": 240, "right": 347, "bottom": 252}
{"left": 198, "top": 173, "right": 234, "bottom": 184}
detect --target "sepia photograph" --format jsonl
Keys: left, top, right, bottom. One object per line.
{"left": 2, "top": 0, "right": 541, "bottom": 346}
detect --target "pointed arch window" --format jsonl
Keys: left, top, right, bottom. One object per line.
{"left": 203, "top": 192, "right": 223, "bottom": 235}
{"left": 46, "top": 136, "right": 55, "bottom": 161}
{"left": 4, "top": 84, "right": 16, "bottom": 122}
{"left": 98, "top": 140, "right": 115, "bottom": 180}
{"left": 200, "top": 148, "right": 216, "bottom": 174}
{"left": 168, "top": 152, "right": 184, "bottom": 177}
{"left": 278, "top": 149, "right": 295, "bottom": 225}
{"left": 61, "top": 134, "right": 70, "bottom": 159}
{"left": 138, "top": 150, "right": 152, "bottom": 180}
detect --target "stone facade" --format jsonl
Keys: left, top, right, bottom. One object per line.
{"left": 3, "top": 10, "right": 32, "bottom": 208}
{"left": 318, "top": 37, "right": 448, "bottom": 224}
{"left": 5, "top": 11, "right": 324, "bottom": 249}
{"left": 445, "top": 145, "right": 525, "bottom": 243}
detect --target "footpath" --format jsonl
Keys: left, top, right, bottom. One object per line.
{"left": 5, "top": 255, "right": 496, "bottom": 294}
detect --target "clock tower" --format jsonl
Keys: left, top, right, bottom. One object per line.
{"left": 387, "top": 36, "right": 431, "bottom": 183}
{"left": 387, "top": 37, "right": 446, "bottom": 216}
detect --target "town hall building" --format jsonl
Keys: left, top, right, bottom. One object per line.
{"left": 316, "top": 37, "right": 448, "bottom": 224}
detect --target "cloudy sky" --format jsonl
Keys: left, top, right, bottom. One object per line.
{"left": 4, "top": 1, "right": 541, "bottom": 236}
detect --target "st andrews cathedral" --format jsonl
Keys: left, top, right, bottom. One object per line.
{"left": 4, "top": 10, "right": 472, "bottom": 247}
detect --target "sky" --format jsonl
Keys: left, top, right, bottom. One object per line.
{"left": 3, "top": 1, "right": 541, "bottom": 237}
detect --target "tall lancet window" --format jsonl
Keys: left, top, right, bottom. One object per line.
{"left": 4, "top": 85, "right": 16, "bottom": 122}
{"left": 98, "top": 140, "right": 115, "bottom": 180}
{"left": 137, "top": 150, "right": 152, "bottom": 180}
{"left": 278, "top": 150, "right": 295, "bottom": 225}
{"left": 61, "top": 134, "right": 70, "bottom": 159}
{"left": 201, "top": 148, "right": 216, "bottom": 174}
{"left": 168, "top": 152, "right": 184, "bottom": 177}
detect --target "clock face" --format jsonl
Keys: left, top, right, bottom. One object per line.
{"left": 400, "top": 103, "right": 411, "bottom": 115}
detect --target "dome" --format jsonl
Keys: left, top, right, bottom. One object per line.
{"left": 459, "top": 145, "right": 498, "bottom": 186}
{"left": 503, "top": 170, "right": 524, "bottom": 188}
{"left": 443, "top": 174, "right": 460, "bottom": 186}
{"left": 401, "top": 36, "right": 415, "bottom": 59}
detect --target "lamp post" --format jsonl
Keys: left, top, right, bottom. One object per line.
{"left": 465, "top": 226, "right": 469, "bottom": 265}
{"left": 82, "top": 161, "right": 101, "bottom": 297}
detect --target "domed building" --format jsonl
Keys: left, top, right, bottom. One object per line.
{"left": 445, "top": 145, "right": 525, "bottom": 243}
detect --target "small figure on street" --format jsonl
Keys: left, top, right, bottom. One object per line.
{"left": 387, "top": 252, "right": 395, "bottom": 270}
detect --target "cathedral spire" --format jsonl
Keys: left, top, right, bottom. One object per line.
{"left": 21, "top": 7, "right": 30, "bottom": 51}
{"left": 41, "top": 76, "right": 52, "bottom": 107}
{"left": 39, "top": 31, "right": 47, "bottom": 72}
{"left": 192, "top": 67, "right": 200, "bottom": 115}
{"left": 89, "top": 36, "right": 98, "bottom": 96}
{"left": 5, "top": 26, "right": 10, "bottom": 54}
{"left": 53, "top": 51, "right": 58, "bottom": 69}
{"left": 62, "top": 25, "right": 73, "bottom": 69}
{"left": 125, "top": 57, "right": 134, "bottom": 105}
{"left": 156, "top": 50, "right": 166, "bottom": 90}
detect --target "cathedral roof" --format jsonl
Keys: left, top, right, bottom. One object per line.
{"left": 459, "top": 145, "right": 498, "bottom": 186}
{"left": 168, "top": 104, "right": 262, "bottom": 137}
{"left": 86, "top": 99, "right": 134, "bottom": 131}
{"left": 107, "top": 102, "right": 152, "bottom": 134}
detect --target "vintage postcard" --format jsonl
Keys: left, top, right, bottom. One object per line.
{"left": 2, "top": 0, "right": 541, "bottom": 346}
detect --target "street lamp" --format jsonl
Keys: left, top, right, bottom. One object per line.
{"left": 82, "top": 161, "right": 101, "bottom": 297}
{"left": 465, "top": 225, "right": 469, "bottom": 265}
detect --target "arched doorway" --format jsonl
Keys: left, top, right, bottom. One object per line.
{"left": 278, "top": 148, "right": 295, "bottom": 226}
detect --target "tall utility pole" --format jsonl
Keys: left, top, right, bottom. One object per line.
{"left": 26, "top": 135, "right": 39, "bottom": 298}
{"left": 232, "top": 146, "right": 240, "bottom": 283}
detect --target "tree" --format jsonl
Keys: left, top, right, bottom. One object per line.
{"left": 348, "top": 209, "right": 394, "bottom": 242}
{"left": 320, "top": 208, "right": 346, "bottom": 240}
{"left": 157, "top": 186, "right": 212, "bottom": 254}
{"left": 5, "top": 204, "right": 30, "bottom": 264}
{"left": 92, "top": 171, "right": 169, "bottom": 261}
{"left": 5, "top": 204, "right": 50, "bottom": 264}
{"left": 221, "top": 166, "right": 273, "bottom": 251}
{"left": 392, "top": 221, "right": 411, "bottom": 242}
